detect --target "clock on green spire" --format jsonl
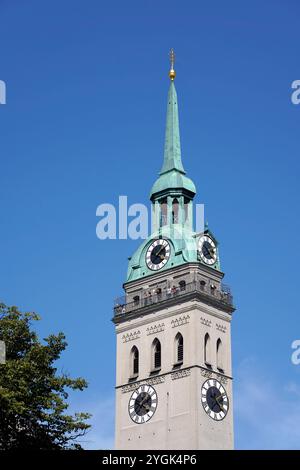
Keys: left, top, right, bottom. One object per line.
{"left": 126, "top": 50, "right": 220, "bottom": 282}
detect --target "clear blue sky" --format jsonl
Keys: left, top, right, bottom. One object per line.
{"left": 1, "top": 0, "right": 300, "bottom": 449}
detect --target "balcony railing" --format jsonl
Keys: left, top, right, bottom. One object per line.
{"left": 113, "top": 280, "right": 233, "bottom": 317}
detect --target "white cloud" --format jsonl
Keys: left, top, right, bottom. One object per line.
{"left": 234, "top": 357, "right": 300, "bottom": 449}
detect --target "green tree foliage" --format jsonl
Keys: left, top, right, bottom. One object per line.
{"left": 0, "top": 303, "right": 91, "bottom": 449}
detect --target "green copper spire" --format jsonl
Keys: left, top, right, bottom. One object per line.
{"left": 160, "top": 81, "right": 185, "bottom": 175}
{"left": 126, "top": 51, "right": 221, "bottom": 282}
{"left": 150, "top": 50, "right": 196, "bottom": 199}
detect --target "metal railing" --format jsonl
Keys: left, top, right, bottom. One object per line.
{"left": 113, "top": 280, "right": 233, "bottom": 317}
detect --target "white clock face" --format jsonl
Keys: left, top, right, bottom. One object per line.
{"left": 128, "top": 384, "right": 158, "bottom": 424}
{"left": 146, "top": 239, "right": 171, "bottom": 271}
{"left": 198, "top": 235, "right": 217, "bottom": 265}
{"left": 201, "top": 379, "right": 229, "bottom": 421}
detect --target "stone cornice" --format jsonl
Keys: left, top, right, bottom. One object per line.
{"left": 123, "top": 262, "right": 224, "bottom": 291}
{"left": 115, "top": 301, "right": 232, "bottom": 333}
{"left": 116, "top": 365, "right": 233, "bottom": 390}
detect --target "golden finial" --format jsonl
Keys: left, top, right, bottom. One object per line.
{"left": 169, "top": 48, "right": 176, "bottom": 81}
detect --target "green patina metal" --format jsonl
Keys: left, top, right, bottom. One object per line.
{"left": 126, "top": 79, "right": 220, "bottom": 282}
{"left": 150, "top": 171, "right": 196, "bottom": 199}
{"left": 127, "top": 225, "right": 198, "bottom": 281}
{"left": 160, "top": 81, "right": 184, "bottom": 174}
{"left": 150, "top": 81, "right": 196, "bottom": 199}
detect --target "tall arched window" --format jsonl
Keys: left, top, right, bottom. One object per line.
{"left": 216, "top": 338, "right": 224, "bottom": 372}
{"left": 204, "top": 333, "right": 211, "bottom": 366}
{"left": 184, "top": 197, "right": 190, "bottom": 223}
{"left": 152, "top": 338, "right": 161, "bottom": 370}
{"left": 172, "top": 198, "right": 179, "bottom": 223}
{"left": 131, "top": 346, "right": 139, "bottom": 376}
{"left": 175, "top": 332, "right": 184, "bottom": 364}
{"left": 160, "top": 198, "right": 167, "bottom": 226}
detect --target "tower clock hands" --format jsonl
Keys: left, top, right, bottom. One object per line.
{"left": 202, "top": 244, "right": 210, "bottom": 257}
{"left": 129, "top": 385, "right": 157, "bottom": 424}
{"left": 202, "top": 242, "right": 215, "bottom": 259}
{"left": 215, "top": 394, "right": 225, "bottom": 412}
{"left": 137, "top": 393, "right": 151, "bottom": 413}
{"left": 151, "top": 244, "right": 167, "bottom": 263}
{"left": 208, "top": 246, "right": 215, "bottom": 257}
{"left": 156, "top": 245, "right": 165, "bottom": 258}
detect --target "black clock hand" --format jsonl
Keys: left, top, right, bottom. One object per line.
{"left": 209, "top": 247, "right": 215, "bottom": 258}
{"left": 203, "top": 245, "right": 210, "bottom": 257}
{"left": 212, "top": 395, "right": 219, "bottom": 411}
{"left": 204, "top": 244, "right": 215, "bottom": 258}
{"left": 215, "top": 394, "right": 225, "bottom": 412}
{"left": 135, "top": 399, "right": 142, "bottom": 412}
{"left": 153, "top": 246, "right": 166, "bottom": 263}
{"left": 158, "top": 244, "right": 164, "bottom": 253}
{"left": 137, "top": 394, "right": 149, "bottom": 411}
{"left": 156, "top": 245, "right": 165, "bottom": 259}
{"left": 136, "top": 395, "right": 145, "bottom": 409}
{"left": 140, "top": 395, "right": 147, "bottom": 407}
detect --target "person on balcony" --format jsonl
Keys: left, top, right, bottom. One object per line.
{"left": 156, "top": 287, "right": 162, "bottom": 301}
{"left": 171, "top": 285, "right": 178, "bottom": 296}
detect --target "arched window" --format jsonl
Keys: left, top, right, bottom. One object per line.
{"left": 131, "top": 346, "right": 139, "bottom": 376}
{"left": 204, "top": 333, "right": 211, "bottom": 366}
{"left": 175, "top": 332, "right": 184, "bottom": 364}
{"left": 216, "top": 338, "right": 224, "bottom": 372}
{"left": 184, "top": 198, "right": 189, "bottom": 223}
{"left": 160, "top": 198, "right": 167, "bottom": 226}
{"left": 152, "top": 338, "right": 161, "bottom": 370}
{"left": 133, "top": 295, "right": 140, "bottom": 306}
{"left": 172, "top": 198, "right": 179, "bottom": 224}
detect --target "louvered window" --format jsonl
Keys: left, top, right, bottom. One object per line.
{"left": 176, "top": 333, "right": 183, "bottom": 363}
{"left": 153, "top": 339, "right": 161, "bottom": 369}
{"left": 204, "top": 333, "right": 211, "bottom": 366}
{"left": 217, "top": 338, "right": 224, "bottom": 372}
{"left": 132, "top": 346, "right": 139, "bottom": 375}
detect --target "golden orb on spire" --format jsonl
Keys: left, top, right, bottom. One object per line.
{"left": 169, "top": 48, "right": 176, "bottom": 80}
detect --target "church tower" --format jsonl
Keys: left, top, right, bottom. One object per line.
{"left": 113, "top": 50, "right": 235, "bottom": 450}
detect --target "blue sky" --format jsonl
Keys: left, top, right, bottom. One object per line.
{"left": 1, "top": 0, "right": 300, "bottom": 449}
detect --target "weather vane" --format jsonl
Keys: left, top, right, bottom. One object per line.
{"left": 169, "top": 48, "right": 176, "bottom": 81}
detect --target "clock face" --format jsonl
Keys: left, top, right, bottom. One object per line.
{"left": 201, "top": 379, "right": 229, "bottom": 421}
{"left": 128, "top": 384, "right": 158, "bottom": 424}
{"left": 146, "top": 239, "right": 171, "bottom": 271}
{"left": 198, "top": 235, "right": 217, "bottom": 265}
